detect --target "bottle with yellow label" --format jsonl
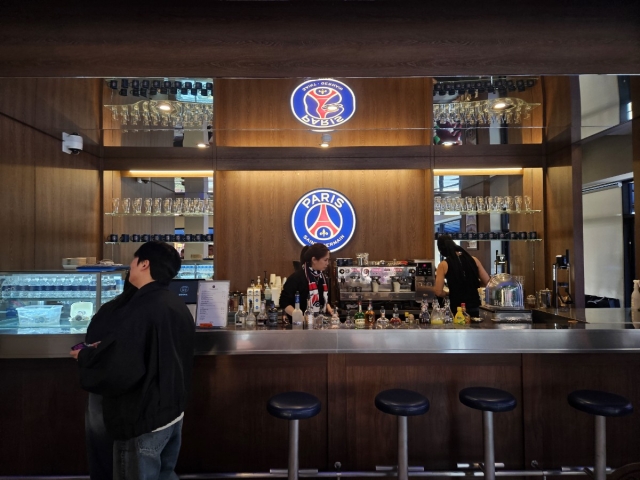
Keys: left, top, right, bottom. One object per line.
{"left": 454, "top": 306, "right": 466, "bottom": 325}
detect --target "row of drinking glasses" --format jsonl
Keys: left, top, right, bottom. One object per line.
{"left": 434, "top": 195, "right": 532, "bottom": 212}
{"left": 111, "top": 197, "right": 213, "bottom": 215}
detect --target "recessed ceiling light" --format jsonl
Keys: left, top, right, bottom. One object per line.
{"left": 493, "top": 102, "right": 507, "bottom": 110}
{"left": 158, "top": 103, "right": 171, "bottom": 111}
{"left": 442, "top": 141, "right": 454, "bottom": 146}
{"left": 197, "top": 143, "right": 208, "bottom": 148}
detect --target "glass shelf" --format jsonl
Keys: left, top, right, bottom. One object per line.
{"left": 450, "top": 238, "right": 543, "bottom": 242}
{"left": 435, "top": 210, "right": 542, "bottom": 215}
{"left": 105, "top": 213, "right": 212, "bottom": 217}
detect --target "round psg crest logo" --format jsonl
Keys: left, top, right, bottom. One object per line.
{"left": 291, "top": 189, "right": 356, "bottom": 252}
{"left": 290, "top": 79, "right": 356, "bottom": 130}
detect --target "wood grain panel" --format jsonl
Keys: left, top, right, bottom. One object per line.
{"left": 631, "top": 77, "right": 640, "bottom": 280}
{"left": 178, "top": 355, "right": 328, "bottom": 473}
{"left": 0, "top": 78, "right": 38, "bottom": 127}
{"left": 0, "top": 3, "right": 638, "bottom": 77}
{"left": 339, "top": 354, "right": 523, "bottom": 470}
{"left": 459, "top": 176, "right": 492, "bottom": 271}
{"left": 522, "top": 354, "right": 640, "bottom": 469}
{"left": 543, "top": 77, "right": 573, "bottom": 154}
{"left": 0, "top": 359, "right": 88, "bottom": 475}
{"left": 215, "top": 170, "right": 428, "bottom": 291}
{"left": 508, "top": 77, "right": 544, "bottom": 145}
{"left": 34, "top": 133, "right": 101, "bottom": 269}
{"left": 0, "top": 116, "right": 36, "bottom": 271}
{"left": 216, "top": 78, "right": 430, "bottom": 147}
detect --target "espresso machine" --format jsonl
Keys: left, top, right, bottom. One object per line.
{"left": 335, "top": 261, "right": 420, "bottom": 310}
{"left": 414, "top": 260, "right": 436, "bottom": 305}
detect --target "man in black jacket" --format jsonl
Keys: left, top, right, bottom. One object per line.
{"left": 73, "top": 242, "right": 195, "bottom": 480}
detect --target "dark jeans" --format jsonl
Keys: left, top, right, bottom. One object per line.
{"left": 85, "top": 393, "right": 114, "bottom": 480}
{"left": 114, "top": 418, "right": 183, "bottom": 480}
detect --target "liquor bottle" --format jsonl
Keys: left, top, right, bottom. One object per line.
{"left": 292, "top": 291, "right": 304, "bottom": 328}
{"left": 254, "top": 277, "right": 262, "bottom": 313}
{"left": 264, "top": 278, "right": 272, "bottom": 302}
{"left": 376, "top": 306, "right": 388, "bottom": 328}
{"left": 235, "top": 296, "right": 247, "bottom": 328}
{"left": 443, "top": 298, "right": 453, "bottom": 324}
{"left": 257, "top": 300, "right": 268, "bottom": 327}
{"left": 390, "top": 304, "right": 402, "bottom": 327}
{"left": 364, "top": 301, "right": 375, "bottom": 325}
{"left": 247, "top": 279, "right": 255, "bottom": 315}
{"left": 354, "top": 300, "right": 365, "bottom": 327}
{"left": 419, "top": 294, "right": 430, "bottom": 324}
{"left": 330, "top": 307, "right": 340, "bottom": 327}
{"left": 460, "top": 302, "right": 471, "bottom": 324}
{"left": 246, "top": 300, "right": 256, "bottom": 328}
{"left": 454, "top": 306, "right": 466, "bottom": 325}
{"left": 267, "top": 301, "right": 279, "bottom": 327}
{"left": 304, "top": 296, "right": 314, "bottom": 329}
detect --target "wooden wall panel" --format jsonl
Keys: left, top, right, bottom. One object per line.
{"left": 0, "top": 116, "right": 36, "bottom": 271}
{"left": 509, "top": 77, "right": 544, "bottom": 145}
{"left": 632, "top": 77, "right": 640, "bottom": 279}
{"left": 216, "top": 78, "right": 430, "bottom": 147}
{"left": 178, "top": 355, "right": 329, "bottom": 473}
{"left": 0, "top": 359, "right": 88, "bottom": 476}
{"left": 523, "top": 354, "right": 640, "bottom": 469}
{"left": 543, "top": 76, "right": 573, "bottom": 153}
{"left": 215, "top": 170, "right": 428, "bottom": 291}
{"left": 0, "top": 78, "right": 38, "bottom": 127}
{"left": 1, "top": 3, "right": 639, "bottom": 78}
{"left": 335, "top": 354, "right": 523, "bottom": 470}
{"left": 33, "top": 134, "right": 101, "bottom": 269}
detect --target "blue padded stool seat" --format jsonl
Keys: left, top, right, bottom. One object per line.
{"left": 459, "top": 387, "right": 517, "bottom": 413}
{"left": 568, "top": 390, "right": 633, "bottom": 417}
{"left": 267, "top": 391, "right": 321, "bottom": 420}
{"left": 375, "top": 389, "right": 430, "bottom": 417}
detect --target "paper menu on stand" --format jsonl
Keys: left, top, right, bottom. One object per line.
{"left": 196, "top": 280, "right": 230, "bottom": 327}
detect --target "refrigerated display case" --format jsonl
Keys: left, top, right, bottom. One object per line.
{"left": 0, "top": 269, "right": 128, "bottom": 334}
{"left": 176, "top": 260, "right": 214, "bottom": 279}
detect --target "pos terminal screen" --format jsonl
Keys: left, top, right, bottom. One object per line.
{"left": 168, "top": 279, "right": 199, "bottom": 305}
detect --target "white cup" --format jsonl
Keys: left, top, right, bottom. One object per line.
{"left": 393, "top": 281, "right": 401, "bottom": 293}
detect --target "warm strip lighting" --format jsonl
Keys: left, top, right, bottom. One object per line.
{"left": 434, "top": 168, "right": 524, "bottom": 176}
{"left": 125, "top": 170, "right": 214, "bottom": 178}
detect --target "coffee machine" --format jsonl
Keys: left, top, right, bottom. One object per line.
{"left": 335, "top": 261, "right": 420, "bottom": 310}
{"left": 414, "top": 260, "right": 436, "bottom": 305}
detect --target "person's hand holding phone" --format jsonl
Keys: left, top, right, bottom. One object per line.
{"left": 69, "top": 341, "right": 100, "bottom": 360}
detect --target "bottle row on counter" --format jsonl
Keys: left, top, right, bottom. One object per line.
{"left": 436, "top": 231, "right": 538, "bottom": 240}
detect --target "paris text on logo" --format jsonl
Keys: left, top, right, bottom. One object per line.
{"left": 291, "top": 189, "right": 356, "bottom": 253}
{"left": 290, "top": 79, "right": 356, "bottom": 130}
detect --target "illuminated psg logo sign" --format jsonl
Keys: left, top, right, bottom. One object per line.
{"left": 290, "top": 79, "right": 356, "bottom": 130}
{"left": 291, "top": 189, "right": 357, "bottom": 252}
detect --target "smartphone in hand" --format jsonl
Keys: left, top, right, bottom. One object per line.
{"left": 71, "top": 342, "right": 89, "bottom": 351}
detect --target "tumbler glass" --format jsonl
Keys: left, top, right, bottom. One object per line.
{"left": 514, "top": 196, "right": 523, "bottom": 212}
{"left": 153, "top": 198, "right": 162, "bottom": 215}
{"left": 111, "top": 198, "right": 120, "bottom": 214}
{"left": 494, "top": 196, "right": 504, "bottom": 211}
{"left": 144, "top": 198, "right": 153, "bottom": 215}
{"left": 206, "top": 198, "right": 214, "bottom": 214}
{"left": 454, "top": 197, "right": 464, "bottom": 211}
{"left": 465, "top": 196, "right": 475, "bottom": 212}
{"left": 434, "top": 196, "right": 442, "bottom": 212}
{"left": 163, "top": 198, "right": 173, "bottom": 215}
{"left": 476, "top": 196, "right": 485, "bottom": 212}
{"left": 443, "top": 197, "right": 454, "bottom": 212}
{"left": 173, "top": 197, "right": 183, "bottom": 215}
{"left": 122, "top": 198, "right": 131, "bottom": 214}
{"left": 524, "top": 195, "right": 532, "bottom": 211}
{"left": 133, "top": 198, "right": 142, "bottom": 214}
{"left": 504, "top": 196, "right": 514, "bottom": 212}
{"left": 486, "top": 196, "right": 494, "bottom": 212}
{"left": 183, "top": 198, "right": 192, "bottom": 214}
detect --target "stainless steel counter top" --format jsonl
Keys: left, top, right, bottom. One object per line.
{"left": 1, "top": 308, "right": 639, "bottom": 358}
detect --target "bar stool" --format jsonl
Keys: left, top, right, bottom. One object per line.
{"left": 375, "top": 389, "right": 430, "bottom": 480}
{"left": 459, "top": 387, "right": 517, "bottom": 480}
{"left": 568, "top": 390, "right": 633, "bottom": 480}
{"left": 267, "top": 391, "right": 321, "bottom": 480}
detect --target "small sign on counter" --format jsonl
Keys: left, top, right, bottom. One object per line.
{"left": 196, "top": 280, "right": 230, "bottom": 328}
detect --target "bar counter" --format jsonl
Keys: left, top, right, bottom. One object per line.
{"left": 1, "top": 308, "right": 639, "bottom": 476}
{"left": 1, "top": 308, "right": 638, "bottom": 358}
